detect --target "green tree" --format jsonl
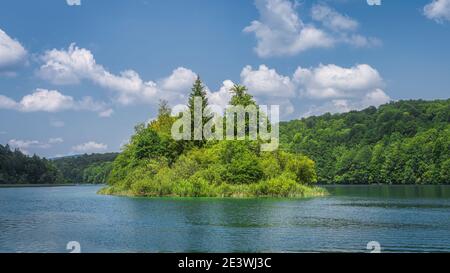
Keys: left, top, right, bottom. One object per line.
{"left": 187, "top": 76, "right": 211, "bottom": 147}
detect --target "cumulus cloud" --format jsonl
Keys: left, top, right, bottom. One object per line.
{"left": 294, "top": 64, "right": 390, "bottom": 116}
{"left": 241, "top": 65, "right": 295, "bottom": 97}
{"left": 0, "top": 88, "right": 111, "bottom": 117}
{"left": 231, "top": 63, "right": 389, "bottom": 117}
{"left": 66, "top": 0, "right": 81, "bottom": 6}
{"left": 0, "top": 28, "right": 27, "bottom": 71}
{"left": 206, "top": 80, "right": 235, "bottom": 112}
{"left": 34, "top": 44, "right": 389, "bottom": 118}
{"left": 424, "top": 0, "right": 450, "bottom": 22}
{"left": 244, "top": 0, "right": 379, "bottom": 57}
{"left": 244, "top": 0, "right": 333, "bottom": 57}
{"left": 38, "top": 44, "right": 197, "bottom": 105}
{"left": 206, "top": 63, "right": 389, "bottom": 117}
{"left": 72, "top": 141, "right": 107, "bottom": 153}
{"left": 19, "top": 89, "right": 76, "bottom": 112}
{"left": 293, "top": 64, "right": 384, "bottom": 99}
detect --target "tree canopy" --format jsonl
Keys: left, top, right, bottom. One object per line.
{"left": 0, "top": 145, "right": 62, "bottom": 184}
{"left": 280, "top": 99, "right": 450, "bottom": 184}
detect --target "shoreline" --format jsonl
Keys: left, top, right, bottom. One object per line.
{"left": 98, "top": 185, "right": 329, "bottom": 199}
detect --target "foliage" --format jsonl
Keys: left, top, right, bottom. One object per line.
{"left": 102, "top": 80, "right": 322, "bottom": 198}
{"left": 52, "top": 153, "right": 118, "bottom": 184}
{"left": 280, "top": 99, "right": 450, "bottom": 184}
{"left": 0, "top": 145, "right": 63, "bottom": 184}
{"left": 187, "top": 76, "right": 212, "bottom": 148}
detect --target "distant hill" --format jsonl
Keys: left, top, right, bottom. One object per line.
{"left": 0, "top": 144, "right": 62, "bottom": 184}
{"left": 52, "top": 153, "right": 119, "bottom": 184}
{"left": 280, "top": 99, "right": 450, "bottom": 184}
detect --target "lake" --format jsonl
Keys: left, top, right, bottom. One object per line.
{"left": 0, "top": 185, "right": 449, "bottom": 253}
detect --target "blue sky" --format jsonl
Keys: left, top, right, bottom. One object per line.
{"left": 0, "top": 0, "right": 449, "bottom": 157}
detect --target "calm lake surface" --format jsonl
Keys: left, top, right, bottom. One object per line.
{"left": 1, "top": 185, "right": 449, "bottom": 253}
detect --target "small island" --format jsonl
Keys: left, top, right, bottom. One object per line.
{"left": 99, "top": 79, "right": 327, "bottom": 198}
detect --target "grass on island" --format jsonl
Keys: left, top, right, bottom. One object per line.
{"left": 98, "top": 179, "right": 328, "bottom": 199}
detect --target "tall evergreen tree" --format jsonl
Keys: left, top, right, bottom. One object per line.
{"left": 187, "top": 76, "right": 211, "bottom": 147}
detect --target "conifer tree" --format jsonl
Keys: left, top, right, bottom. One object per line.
{"left": 187, "top": 76, "right": 211, "bottom": 147}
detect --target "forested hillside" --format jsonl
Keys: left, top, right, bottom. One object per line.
{"left": 52, "top": 153, "right": 118, "bottom": 184}
{"left": 280, "top": 99, "right": 450, "bottom": 184}
{"left": 0, "top": 144, "right": 62, "bottom": 184}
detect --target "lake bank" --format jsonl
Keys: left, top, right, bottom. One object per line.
{"left": 98, "top": 183, "right": 329, "bottom": 199}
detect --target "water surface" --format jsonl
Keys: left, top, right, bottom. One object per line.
{"left": 0, "top": 185, "right": 449, "bottom": 253}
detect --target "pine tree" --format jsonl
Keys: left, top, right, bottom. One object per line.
{"left": 187, "top": 76, "right": 211, "bottom": 147}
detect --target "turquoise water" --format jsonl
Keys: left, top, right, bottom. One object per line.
{"left": 0, "top": 185, "right": 449, "bottom": 253}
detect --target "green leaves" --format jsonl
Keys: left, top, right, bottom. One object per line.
{"left": 281, "top": 99, "right": 450, "bottom": 184}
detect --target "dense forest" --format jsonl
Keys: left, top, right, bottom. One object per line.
{"left": 0, "top": 144, "right": 62, "bottom": 184}
{"left": 0, "top": 147, "right": 117, "bottom": 185}
{"left": 100, "top": 78, "right": 325, "bottom": 197}
{"left": 280, "top": 99, "right": 450, "bottom": 184}
{"left": 52, "top": 153, "right": 118, "bottom": 184}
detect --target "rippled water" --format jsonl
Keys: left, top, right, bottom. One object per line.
{"left": 0, "top": 185, "right": 449, "bottom": 253}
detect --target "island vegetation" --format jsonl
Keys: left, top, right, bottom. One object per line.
{"left": 100, "top": 78, "right": 326, "bottom": 198}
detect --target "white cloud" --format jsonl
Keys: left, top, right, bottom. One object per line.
{"left": 244, "top": 0, "right": 333, "bottom": 57}
{"left": 19, "top": 89, "right": 75, "bottom": 112}
{"left": 99, "top": 108, "right": 114, "bottom": 118}
{"left": 49, "top": 138, "right": 64, "bottom": 144}
{"left": 244, "top": 0, "right": 379, "bottom": 57}
{"left": 293, "top": 64, "right": 384, "bottom": 99}
{"left": 8, "top": 139, "right": 40, "bottom": 154}
{"left": 241, "top": 65, "right": 295, "bottom": 97}
{"left": 8, "top": 138, "right": 63, "bottom": 154}
{"left": 206, "top": 80, "right": 235, "bottom": 113}
{"left": 66, "top": 0, "right": 81, "bottom": 6}
{"left": 311, "top": 4, "right": 358, "bottom": 32}
{"left": 0, "top": 28, "right": 27, "bottom": 70}
{"left": 207, "top": 63, "right": 388, "bottom": 118}
{"left": 38, "top": 44, "right": 197, "bottom": 106}
{"left": 300, "top": 99, "right": 352, "bottom": 117}
{"left": 208, "top": 63, "right": 388, "bottom": 117}
{"left": 0, "top": 95, "right": 18, "bottom": 110}
{"left": 0, "top": 88, "right": 110, "bottom": 117}
{"left": 294, "top": 64, "right": 390, "bottom": 116}
{"left": 34, "top": 43, "right": 389, "bottom": 118}
{"left": 424, "top": 0, "right": 450, "bottom": 22}
{"left": 72, "top": 141, "right": 107, "bottom": 153}
{"left": 160, "top": 67, "right": 197, "bottom": 92}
